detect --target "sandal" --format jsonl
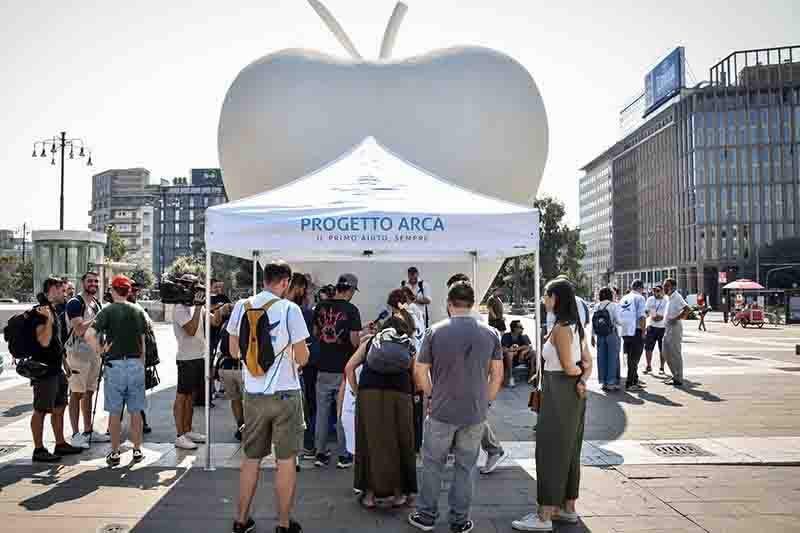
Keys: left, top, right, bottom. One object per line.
{"left": 360, "top": 495, "right": 376, "bottom": 509}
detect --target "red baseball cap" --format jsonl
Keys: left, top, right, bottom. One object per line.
{"left": 111, "top": 275, "right": 133, "bottom": 290}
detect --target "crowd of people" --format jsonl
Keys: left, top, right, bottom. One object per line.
{"left": 14, "top": 261, "right": 693, "bottom": 533}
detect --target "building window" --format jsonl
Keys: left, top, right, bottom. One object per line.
{"left": 189, "top": 223, "right": 195, "bottom": 235}
{"left": 175, "top": 210, "right": 180, "bottom": 221}
{"left": 189, "top": 210, "right": 194, "bottom": 221}
{"left": 175, "top": 223, "right": 180, "bottom": 234}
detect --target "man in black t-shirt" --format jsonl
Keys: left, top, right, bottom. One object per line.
{"left": 202, "top": 278, "right": 232, "bottom": 406}
{"left": 500, "top": 320, "right": 533, "bottom": 387}
{"left": 30, "top": 277, "right": 84, "bottom": 462}
{"left": 311, "top": 273, "right": 362, "bottom": 468}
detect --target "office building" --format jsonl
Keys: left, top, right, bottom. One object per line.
{"left": 578, "top": 155, "right": 614, "bottom": 295}
{"left": 582, "top": 45, "right": 800, "bottom": 304}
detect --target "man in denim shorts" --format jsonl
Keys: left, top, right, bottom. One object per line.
{"left": 226, "top": 261, "right": 310, "bottom": 533}
{"left": 87, "top": 275, "right": 148, "bottom": 467}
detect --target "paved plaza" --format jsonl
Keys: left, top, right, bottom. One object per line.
{"left": 1, "top": 314, "right": 799, "bottom": 532}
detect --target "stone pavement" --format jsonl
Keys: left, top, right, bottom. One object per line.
{"left": 1, "top": 319, "right": 799, "bottom": 532}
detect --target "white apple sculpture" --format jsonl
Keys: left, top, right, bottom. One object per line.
{"left": 216, "top": 1, "right": 549, "bottom": 321}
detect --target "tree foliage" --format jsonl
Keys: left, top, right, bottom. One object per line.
{"left": 164, "top": 255, "right": 205, "bottom": 280}
{"left": 12, "top": 260, "right": 33, "bottom": 299}
{"left": 128, "top": 265, "right": 155, "bottom": 289}
{"left": 105, "top": 226, "right": 127, "bottom": 262}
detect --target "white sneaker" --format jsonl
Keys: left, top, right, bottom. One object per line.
{"left": 88, "top": 430, "right": 111, "bottom": 443}
{"left": 509, "top": 376, "right": 516, "bottom": 387}
{"left": 184, "top": 431, "right": 206, "bottom": 443}
{"left": 175, "top": 435, "right": 198, "bottom": 450}
{"left": 70, "top": 433, "right": 90, "bottom": 449}
{"left": 512, "top": 513, "right": 553, "bottom": 531}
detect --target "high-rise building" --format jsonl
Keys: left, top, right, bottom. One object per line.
{"left": 153, "top": 169, "right": 227, "bottom": 279}
{"left": 582, "top": 45, "right": 800, "bottom": 304}
{"left": 579, "top": 154, "right": 614, "bottom": 296}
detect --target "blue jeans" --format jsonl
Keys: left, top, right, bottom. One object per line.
{"left": 596, "top": 334, "right": 621, "bottom": 386}
{"left": 417, "top": 417, "right": 483, "bottom": 527}
{"left": 103, "top": 358, "right": 146, "bottom": 415}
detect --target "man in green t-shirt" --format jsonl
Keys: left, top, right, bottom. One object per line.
{"left": 86, "top": 275, "right": 148, "bottom": 467}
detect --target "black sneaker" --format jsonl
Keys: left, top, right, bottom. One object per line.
{"left": 314, "top": 453, "right": 330, "bottom": 467}
{"left": 106, "top": 451, "right": 121, "bottom": 467}
{"left": 132, "top": 449, "right": 144, "bottom": 464}
{"left": 232, "top": 517, "right": 255, "bottom": 533}
{"left": 408, "top": 512, "right": 435, "bottom": 532}
{"left": 336, "top": 453, "right": 353, "bottom": 469}
{"left": 234, "top": 428, "right": 242, "bottom": 442}
{"left": 451, "top": 520, "right": 474, "bottom": 533}
{"left": 275, "top": 519, "right": 302, "bottom": 533}
{"left": 54, "top": 443, "right": 84, "bottom": 455}
{"left": 32, "top": 447, "right": 61, "bottom": 463}
{"left": 301, "top": 448, "right": 316, "bottom": 460}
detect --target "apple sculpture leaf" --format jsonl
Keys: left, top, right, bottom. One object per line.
{"left": 218, "top": 0, "right": 548, "bottom": 205}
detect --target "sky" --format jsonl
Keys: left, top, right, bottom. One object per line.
{"left": 1, "top": 0, "right": 798, "bottom": 235}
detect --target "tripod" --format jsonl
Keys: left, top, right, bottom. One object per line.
{"left": 87, "top": 355, "right": 110, "bottom": 446}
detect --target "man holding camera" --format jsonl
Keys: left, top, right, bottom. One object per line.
{"left": 29, "top": 277, "right": 85, "bottom": 462}
{"left": 86, "top": 275, "right": 148, "bottom": 466}
{"left": 65, "top": 271, "right": 110, "bottom": 448}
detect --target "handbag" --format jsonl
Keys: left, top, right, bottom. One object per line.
{"left": 145, "top": 366, "right": 160, "bottom": 390}
{"left": 528, "top": 329, "right": 550, "bottom": 413}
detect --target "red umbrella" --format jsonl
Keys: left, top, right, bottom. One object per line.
{"left": 722, "top": 279, "right": 764, "bottom": 290}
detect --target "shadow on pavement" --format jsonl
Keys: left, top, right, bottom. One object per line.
{"left": 676, "top": 380, "right": 724, "bottom": 403}
{"left": 2, "top": 402, "right": 32, "bottom": 417}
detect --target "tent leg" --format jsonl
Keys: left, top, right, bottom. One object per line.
{"left": 252, "top": 251, "right": 259, "bottom": 296}
{"left": 204, "top": 249, "right": 214, "bottom": 471}
{"left": 471, "top": 252, "right": 479, "bottom": 303}
{"left": 534, "top": 250, "right": 541, "bottom": 364}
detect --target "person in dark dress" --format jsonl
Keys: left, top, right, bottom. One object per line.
{"left": 345, "top": 289, "right": 418, "bottom": 508}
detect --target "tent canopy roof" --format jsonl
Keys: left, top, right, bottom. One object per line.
{"left": 206, "top": 137, "right": 539, "bottom": 262}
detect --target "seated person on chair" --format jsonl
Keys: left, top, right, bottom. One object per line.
{"left": 500, "top": 320, "right": 533, "bottom": 387}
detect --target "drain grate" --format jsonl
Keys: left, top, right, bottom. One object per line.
{"left": 642, "top": 443, "right": 713, "bottom": 458}
{"left": 0, "top": 445, "right": 24, "bottom": 459}
{"left": 777, "top": 367, "right": 800, "bottom": 372}
{"left": 98, "top": 525, "right": 130, "bottom": 533}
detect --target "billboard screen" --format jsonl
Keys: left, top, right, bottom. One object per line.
{"left": 644, "top": 47, "right": 685, "bottom": 117}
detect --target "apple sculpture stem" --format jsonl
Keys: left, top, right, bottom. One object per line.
{"left": 308, "top": 0, "right": 408, "bottom": 60}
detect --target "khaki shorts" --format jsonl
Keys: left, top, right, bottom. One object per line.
{"left": 66, "top": 350, "right": 101, "bottom": 393}
{"left": 242, "top": 390, "right": 303, "bottom": 461}
{"left": 219, "top": 368, "right": 243, "bottom": 402}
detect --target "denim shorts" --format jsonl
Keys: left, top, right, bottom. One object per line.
{"left": 104, "top": 358, "right": 146, "bottom": 416}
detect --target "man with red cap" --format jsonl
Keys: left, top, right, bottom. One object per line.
{"left": 86, "top": 275, "right": 149, "bottom": 467}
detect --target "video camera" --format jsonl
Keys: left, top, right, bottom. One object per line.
{"left": 158, "top": 276, "right": 205, "bottom": 306}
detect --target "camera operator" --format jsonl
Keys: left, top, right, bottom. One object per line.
{"left": 29, "top": 277, "right": 85, "bottom": 462}
{"left": 86, "top": 275, "right": 149, "bottom": 466}
{"left": 171, "top": 274, "right": 227, "bottom": 449}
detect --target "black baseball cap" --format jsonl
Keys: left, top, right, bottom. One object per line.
{"left": 337, "top": 273, "right": 359, "bottom": 291}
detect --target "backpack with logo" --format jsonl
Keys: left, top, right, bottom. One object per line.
{"left": 3, "top": 307, "right": 51, "bottom": 380}
{"left": 238, "top": 299, "right": 290, "bottom": 377}
{"left": 366, "top": 327, "right": 415, "bottom": 374}
{"left": 591, "top": 303, "right": 614, "bottom": 337}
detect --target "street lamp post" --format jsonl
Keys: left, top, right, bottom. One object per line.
{"left": 31, "top": 131, "right": 93, "bottom": 230}
{"left": 765, "top": 265, "right": 799, "bottom": 288}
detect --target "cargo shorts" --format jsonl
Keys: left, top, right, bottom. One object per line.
{"left": 242, "top": 390, "right": 303, "bottom": 461}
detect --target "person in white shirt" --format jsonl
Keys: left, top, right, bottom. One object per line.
{"left": 662, "top": 278, "right": 690, "bottom": 387}
{"left": 226, "top": 260, "right": 310, "bottom": 533}
{"left": 618, "top": 280, "right": 647, "bottom": 391}
{"left": 644, "top": 285, "right": 668, "bottom": 375}
{"left": 404, "top": 266, "right": 431, "bottom": 328}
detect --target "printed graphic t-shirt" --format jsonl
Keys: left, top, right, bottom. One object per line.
{"left": 312, "top": 299, "right": 362, "bottom": 374}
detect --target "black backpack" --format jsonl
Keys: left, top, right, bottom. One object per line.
{"left": 3, "top": 307, "right": 46, "bottom": 360}
{"left": 591, "top": 303, "right": 614, "bottom": 337}
{"left": 366, "top": 328, "right": 415, "bottom": 374}
{"left": 144, "top": 321, "right": 160, "bottom": 368}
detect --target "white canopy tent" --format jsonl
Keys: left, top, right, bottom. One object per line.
{"left": 202, "top": 137, "right": 541, "bottom": 469}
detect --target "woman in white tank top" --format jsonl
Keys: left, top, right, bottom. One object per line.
{"left": 513, "top": 278, "right": 593, "bottom": 532}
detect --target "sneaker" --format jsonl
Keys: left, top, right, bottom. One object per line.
{"left": 106, "top": 450, "right": 121, "bottom": 467}
{"left": 87, "top": 430, "right": 111, "bottom": 443}
{"left": 512, "top": 513, "right": 553, "bottom": 531}
{"left": 32, "top": 447, "right": 61, "bottom": 463}
{"left": 301, "top": 448, "right": 317, "bottom": 460}
{"left": 314, "top": 453, "right": 330, "bottom": 467}
{"left": 659, "top": 368, "right": 666, "bottom": 375}
{"left": 275, "top": 519, "right": 303, "bottom": 533}
{"left": 70, "top": 432, "right": 90, "bottom": 449}
{"left": 644, "top": 366, "right": 652, "bottom": 374}
{"left": 184, "top": 431, "right": 206, "bottom": 443}
{"left": 54, "top": 442, "right": 84, "bottom": 455}
{"left": 553, "top": 508, "right": 579, "bottom": 524}
{"left": 175, "top": 435, "right": 198, "bottom": 450}
{"left": 234, "top": 428, "right": 242, "bottom": 442}
{"left": 408, "top": 512, "right": 436, "bottom": 532}
{"left": 232, "top": 517, "right": 255, "bottom": 533}
{"left": 626, "top": 384, "right": 644, "bottom": 392}
{"left": 665, "top": 379, "right": 684, "bottom": 387}
{"left": 451, "top": 520, "right": 474, "bottom": 533}
{"left": 508, "top": 376, "right": 516, "bottom": 388}
{"left": 608, "top": 384, "right": 621, "bottom": 391}
{"left": 132, "top": 449, "right": 144, "bottom": 464}
{"left": 637, "top": 379, "right": 647, "bottom": 386}
{"left": 480, "top": 450, "right": 507, "bottom": 474}
{"left": 296, "top": 456, "right": 301, "bottom": 472}
{"left": 337, "top": 454, "right": 354, "bottom": 469}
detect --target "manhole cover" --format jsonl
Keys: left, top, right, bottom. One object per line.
{"left": 0, "top": 445, "right": 23, "bottom": 458}
{"left": 98, "top": 525, "right": 130, "bottom": 533}
{"left": 642, "top": 443, "right": 713, "bottom": 457}
{"left": 777, "top": 367, "right": 800, "bottom": 372}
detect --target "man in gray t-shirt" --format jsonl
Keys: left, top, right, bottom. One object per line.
{"left": 410, "top": 282, "right": 504, "bottom": 533}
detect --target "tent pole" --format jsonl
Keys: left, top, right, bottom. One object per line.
{"left": 252, "top": 251, "right": 259, "bottom": 295}
{"left": 204, "top": 249, "right": 214, "bottom": 471}
{"left": 534, "top": 249, "right": 541, "bottom": 367}
{"left": 471, "top": 252, "right": 479, "bottom": 303}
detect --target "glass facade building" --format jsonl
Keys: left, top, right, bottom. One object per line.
{"left": 579, "top": 156, "right": 614, "bottom": 295}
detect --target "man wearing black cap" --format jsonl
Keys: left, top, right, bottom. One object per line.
{"left": 311, "top": 273, "right": 362, "bottom": 468}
